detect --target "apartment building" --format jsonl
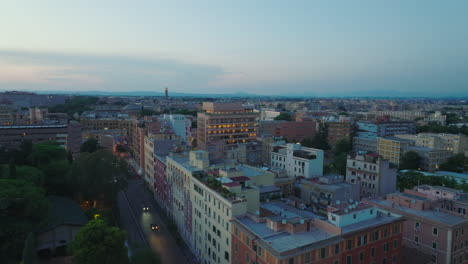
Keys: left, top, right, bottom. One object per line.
{"left": 395, "top": 133, "right": 468, "bottom": 154}
{"left": 197, "top": 102, "right": 259, "bottom": 160}
{"left": 300, "top": 175, "right": 360, "bottom": 216}
{"left": 327, "top": 121, "right": 351, "bottom": 147}
{"left": 377, "top": 137, "right": 415, "bottom": 166}
{"left": 358, "top": 121, "right": 416, "bottom": 137}
{"left": 353, "top": 132, "right": 378, "bottom": 153}
{"left": 165, "top": 150, "right": 277, "bottom": 264}
{"left": 79, "top": 118, "right": 133, "bottom": 133}
{"left": 271, "top": 143, "right": 324, "bottom": 178}
{"left": 160, "top": 114, "right": 192, "bottom": 145}
{"left": 274, "top": 120, "right": 317, "bottom": 142}
{"left": 405, "top": 146, "right": 452, "bottom": 172}
{"left": 366, "top": 188, "right": 468, "bottom": 264}
{"left": 232, "top": 200, "right": 404, "bottom": 264}
{"left": 346, "top": 153, "right": 397, "bottom": 198}
{"left": 0, "top": 122, "right": 82, "bottom": 154}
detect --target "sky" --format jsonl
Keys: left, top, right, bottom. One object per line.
{"left": 0, "top": 0, "right": 467, "bottom": 96}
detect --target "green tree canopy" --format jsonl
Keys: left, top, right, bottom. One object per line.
{"left": 399, "top": 151, "right": 421, "bottom": 170}
{"left": 439, "top": 153, "right": 467, "bottom": 173}
{"left": 0, "top": 179, "right": 49, "bottom": 261}
{"left": 274, "top": 113, "right": 293, "bottom": 121}
{"left": 333, "top": 139, "right": 351, "bottom": 156}
{"left": 29, "top": 141, "right": 67, "bottom": 166}
{"left": 309, "top": 124, "right": 330, "bottom": 151}
{"left": 70, "top": 219, "right": 128, "bottom": 264}
{"left": 49, "top": 96, "right": 99, "bottom": 117}
{"left": 80, "top": 138, "right": 101, "bottom": 153}
{"left": 68, "top": 150, "right": 128, "bottom": 202}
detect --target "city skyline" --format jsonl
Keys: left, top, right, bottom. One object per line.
{"left": 1, "top": 0, "right": 468, "bottom": 96}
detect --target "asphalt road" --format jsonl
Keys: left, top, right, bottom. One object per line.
{"left": 118, "top": 179, "right": 192, "bottom": 263}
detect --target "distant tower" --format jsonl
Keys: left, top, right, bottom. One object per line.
{"left": 165, "top": 87, "right": 168, "bottom": 99}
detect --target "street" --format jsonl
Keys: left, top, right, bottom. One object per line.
{"left": 118, "top": 178, "right": 191, "bottom": 263}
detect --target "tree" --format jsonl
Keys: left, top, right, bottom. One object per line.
{"left": 29, "top": 141, "right": 67, "bottom": 166}
{"left": 131, "top": 247, "right": 160, "bottom": 264}
{"left": 68, "top": 150, "right": 128, "bottom": 202}
{"left": 439, "top": 153, "right": 467, "bottom": 173}
{"left": 70, "top": 219, "right": 128, "bottom": 264}
{"left": 310, "top": 124, "right": 330, "bottom": 151}
{"left": 333, "top": 139, "right": 351, "bottom": 156}
{"left": 15, "top": 166, "right": 44, "bottom": 186}
{"left": 41, "top": 160, "right": 72, "bottom": 196}
{"left": 80, "top": 138, "right": 101, "bottom": 153}
{"left": 274, "top": 113, "right": 292, "bottom": 121}
{"left": 399, "top": 151, "right": 421, "bottom": 170}
{"left": 0, "top": 179, "right": 49, "bottom": 261}
{"left": 140, "top": 108, "right": 155, "bottom": 117}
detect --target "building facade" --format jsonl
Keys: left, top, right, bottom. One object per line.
{"left": 271, "top": 143, "right": 324, "bottom": 178}
{"left": 346, "top": 154, "right": 397, "bottom": 198}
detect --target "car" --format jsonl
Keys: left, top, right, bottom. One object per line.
{"left": 150, "top": 224, "right": 159, "bottom": 231}
{"left": 143, "top": 206, "right": 149, "bottom": 212}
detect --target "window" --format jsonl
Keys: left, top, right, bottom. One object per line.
{"left": 433, "top": 227, "right": 438, "bottom": 236}
{"left": 224, "top": 251, "right": 229, "bottom": 261}
{"left": 383, "top": 243, "right": 389, "bottom": 252}
{"left": 234, "top": 243, "right": 238, "bottom": 253}
{"left": 383, "top": 228, "right": 389, "bottom": 238}
{"left": 321, "top": 247, "right": 327, "bottom": 259}
{"left": 371, "top": 247, "right": 376, "bottom": 257}
{"left": 258, "top": 246, "right": 262, "bottom": 257}
{"left": 304, "top": 252, "right": 311, "bottom": 263}
{"left": 393, "top": 224, "right": 400, "bottom": 234}
{"left": 245, "top": 253, "right": 250, "bottom": 262}
{"left": 431, "top": 255, "right": 437, "bottom": 263}
{"left": 373, "top": 231, "right": 379, "bottom": 241}
{"left": 392, "top": 255, "right": 398, "bottom": 264}
{"left": 347, "top": 239, "right": 353, "bottom": 250}
{"left": 288, "top": 258, "right": 294, "bottom": 264}
{"left": 347, "top": 255, "right": 352, "bottom": 264}
{"left": 335, "top": 244, "right": 340, "bottom": 254}
{"left": 382, "top": 258, "right": 387, "bottom": 264}
{"left": 432, "top": 242, "right": 437, "bottom": 249}
{"left": 359, "top": 252, "right": 365, "bottom": 261}
{"left": 393, "top": 239, "right": 398, "bottom": 249}
{"left": 414, "top": 236, "right": 419, "bottom": 243}
{"left": 415, "top": 222, "right": 420, "bottom": 228}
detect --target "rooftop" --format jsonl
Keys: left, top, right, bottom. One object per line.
{"left": 367, "top": 198, "right": 466, "bottom": 226}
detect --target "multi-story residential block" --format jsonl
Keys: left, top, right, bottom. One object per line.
{"left": 0, "top": 122, "right": 82, "bottom": 154}
{"left": 232, "top": 200, "right": 404, "bottom": 264}
{"left": 366, "top": 187, "right": 468, "bottom": 264}
{"left": 353, "top": 132, "right": 378, "bottom": 153}
{"left": 160, "top": 114, "right": 192, "bottom": 145}
{"left": 377, "top": 137, "right": 415, "bottom": 166}
{"left": 346, "top": 153, "right": 397, "bottom": 198}
{"left": 79, "top": 118, "right": 133, "bottom": 133}
{"left": 258, "top": 120, "right": 285, "bottom": 137}
{"left": 271, "top": 143, "right": 324, "bottom": 178}
{"left": 358, "top": 120, "right": 416, "bottom": 137}
{"left": 300, "top": 174, "right": 360, "bottom": 215}
{"left": 197, "top": 102, "right": 259, "bottom": 160}
{"left": 405, "top": 146, "right": 452, "bottom": 172}
{"left": 130, "top": 118, "right": 162, "bottom": 170}
{"left": 395, "top": 133, "right": 468, "bottom": 154}
{"left": 274, "top": 120, "right": 317, "bottom": 142}
{"left": 377, "top": 137, "right": 452, "bottom": 171}
{"left": 327, "top": 121, "right": 351, "bottom": 147}
{"left": 165, "top": 150, "right": 277, "bottom": 264}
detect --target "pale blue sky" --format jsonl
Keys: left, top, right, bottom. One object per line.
{"left": 0, "top": 0, "right": 467, "bottom": 96}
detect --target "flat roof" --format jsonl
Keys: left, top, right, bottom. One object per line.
{"left": 368, "top": 199, "right": 466, "bottom": 226}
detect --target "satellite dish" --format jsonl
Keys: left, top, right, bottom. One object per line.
{"left": 281, "top": 219, "right": 287, "bottom": 224}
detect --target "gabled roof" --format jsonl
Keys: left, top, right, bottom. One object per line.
{"left": 38, "top": 196, "right": 88, "bottom": 233}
